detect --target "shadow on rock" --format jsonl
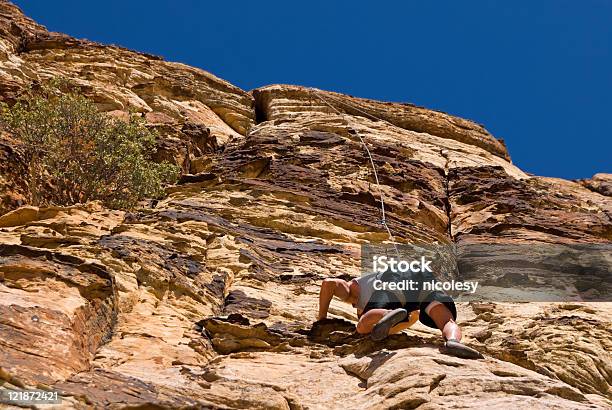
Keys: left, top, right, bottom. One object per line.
{"left": 198, "top": 315, "right": 434, "bottom": 359}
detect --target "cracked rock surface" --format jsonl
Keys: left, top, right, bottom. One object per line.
{"left": 0, "top": 1, "right": 611, "bottom": 409}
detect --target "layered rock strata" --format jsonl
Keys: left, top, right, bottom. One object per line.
{"left": 0, "top": 2, "right": 610, "bottom": 409}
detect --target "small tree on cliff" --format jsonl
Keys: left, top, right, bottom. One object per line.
{"left": 0, "top": 80, "right": 179, "bottom": 209}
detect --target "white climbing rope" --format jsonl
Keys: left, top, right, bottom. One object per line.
{"left": 312, "top": 88, "right": 490, "bottom": 166}
{"left": 309, "top": 87, "right": 401, "bottom": 258}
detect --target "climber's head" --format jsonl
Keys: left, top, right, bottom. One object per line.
{"left": 347, "top": 279, "right": 360, "bottom": 306}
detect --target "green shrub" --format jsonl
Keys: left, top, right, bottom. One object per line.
{"left": 0, "top": 81, "right": 179, "bottom": 209}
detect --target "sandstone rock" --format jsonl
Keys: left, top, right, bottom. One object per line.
{"left": 253, "top": 85, "right": 510, "bottom": 161}
{"left": 581, "top": 173, "right": 612, "bottom": 197}
{"left": 0, "top": 205, "right": 38, "bottom": 228}
{"left": 0, "top": 2, "right": 610, "bottom": 409}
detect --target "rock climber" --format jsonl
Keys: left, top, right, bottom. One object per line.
{"left": 316, "top": 270, "right": 483, "bottom": 359}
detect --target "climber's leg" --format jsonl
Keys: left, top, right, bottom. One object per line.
{"left": 416, "top": 291, "right": 458, "bottom": 332}
{"left": 416, "top": 291, "right": 482, "bottom": 359}
{"left": 370, "top": 308, "right": 408, "bottom": 341}
{"left": 427, "top": 302, "right": 483, "bottom": 359}
{"left": 357, "top": 289, "right": 403, "bottom": 335}
{"left": 426, "top": 302, "right": 461, "bottom": 341}
{"left": 356, "top": 308, "right": 389, "bottom": 334}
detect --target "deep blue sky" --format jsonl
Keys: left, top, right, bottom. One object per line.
{"left": 14, "top": 1, "right": 611, "bottom": 179}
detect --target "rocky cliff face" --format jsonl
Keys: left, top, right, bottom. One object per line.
{"left": 0, "top": 2, "right": 610, "bottom": 409}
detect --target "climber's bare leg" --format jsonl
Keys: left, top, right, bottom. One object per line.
{"left": 427, "top": 303, "right": 461, "bottom": 341}
{"left": 357, "top": 309, "right": 418, "bottom": 335}
{"left": 391, "top": 310, "right": 419, "bottom": 333}
{"left": 428, "top": 302, "right": 483, "bottom": 359}
{"left": 356, "top": 309, "right": 388, "bottom": 334}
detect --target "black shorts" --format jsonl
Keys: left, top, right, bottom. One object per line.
{"left": 362, "top": 290, "right": 457, "bottom": 329}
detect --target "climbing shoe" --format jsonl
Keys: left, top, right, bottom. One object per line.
{"left": 442, "top": 339, "right": 484, "bottom": 359}
{"left": 371, "top": 308, "right": 408, "bottom": 341}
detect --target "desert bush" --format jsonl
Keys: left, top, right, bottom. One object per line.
{"left": 0, "top": 81, "right": 179, "bottom": 209}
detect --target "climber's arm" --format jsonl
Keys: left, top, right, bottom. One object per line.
{"left": 318, "top": 279, "right": 351, "bottom": 320}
